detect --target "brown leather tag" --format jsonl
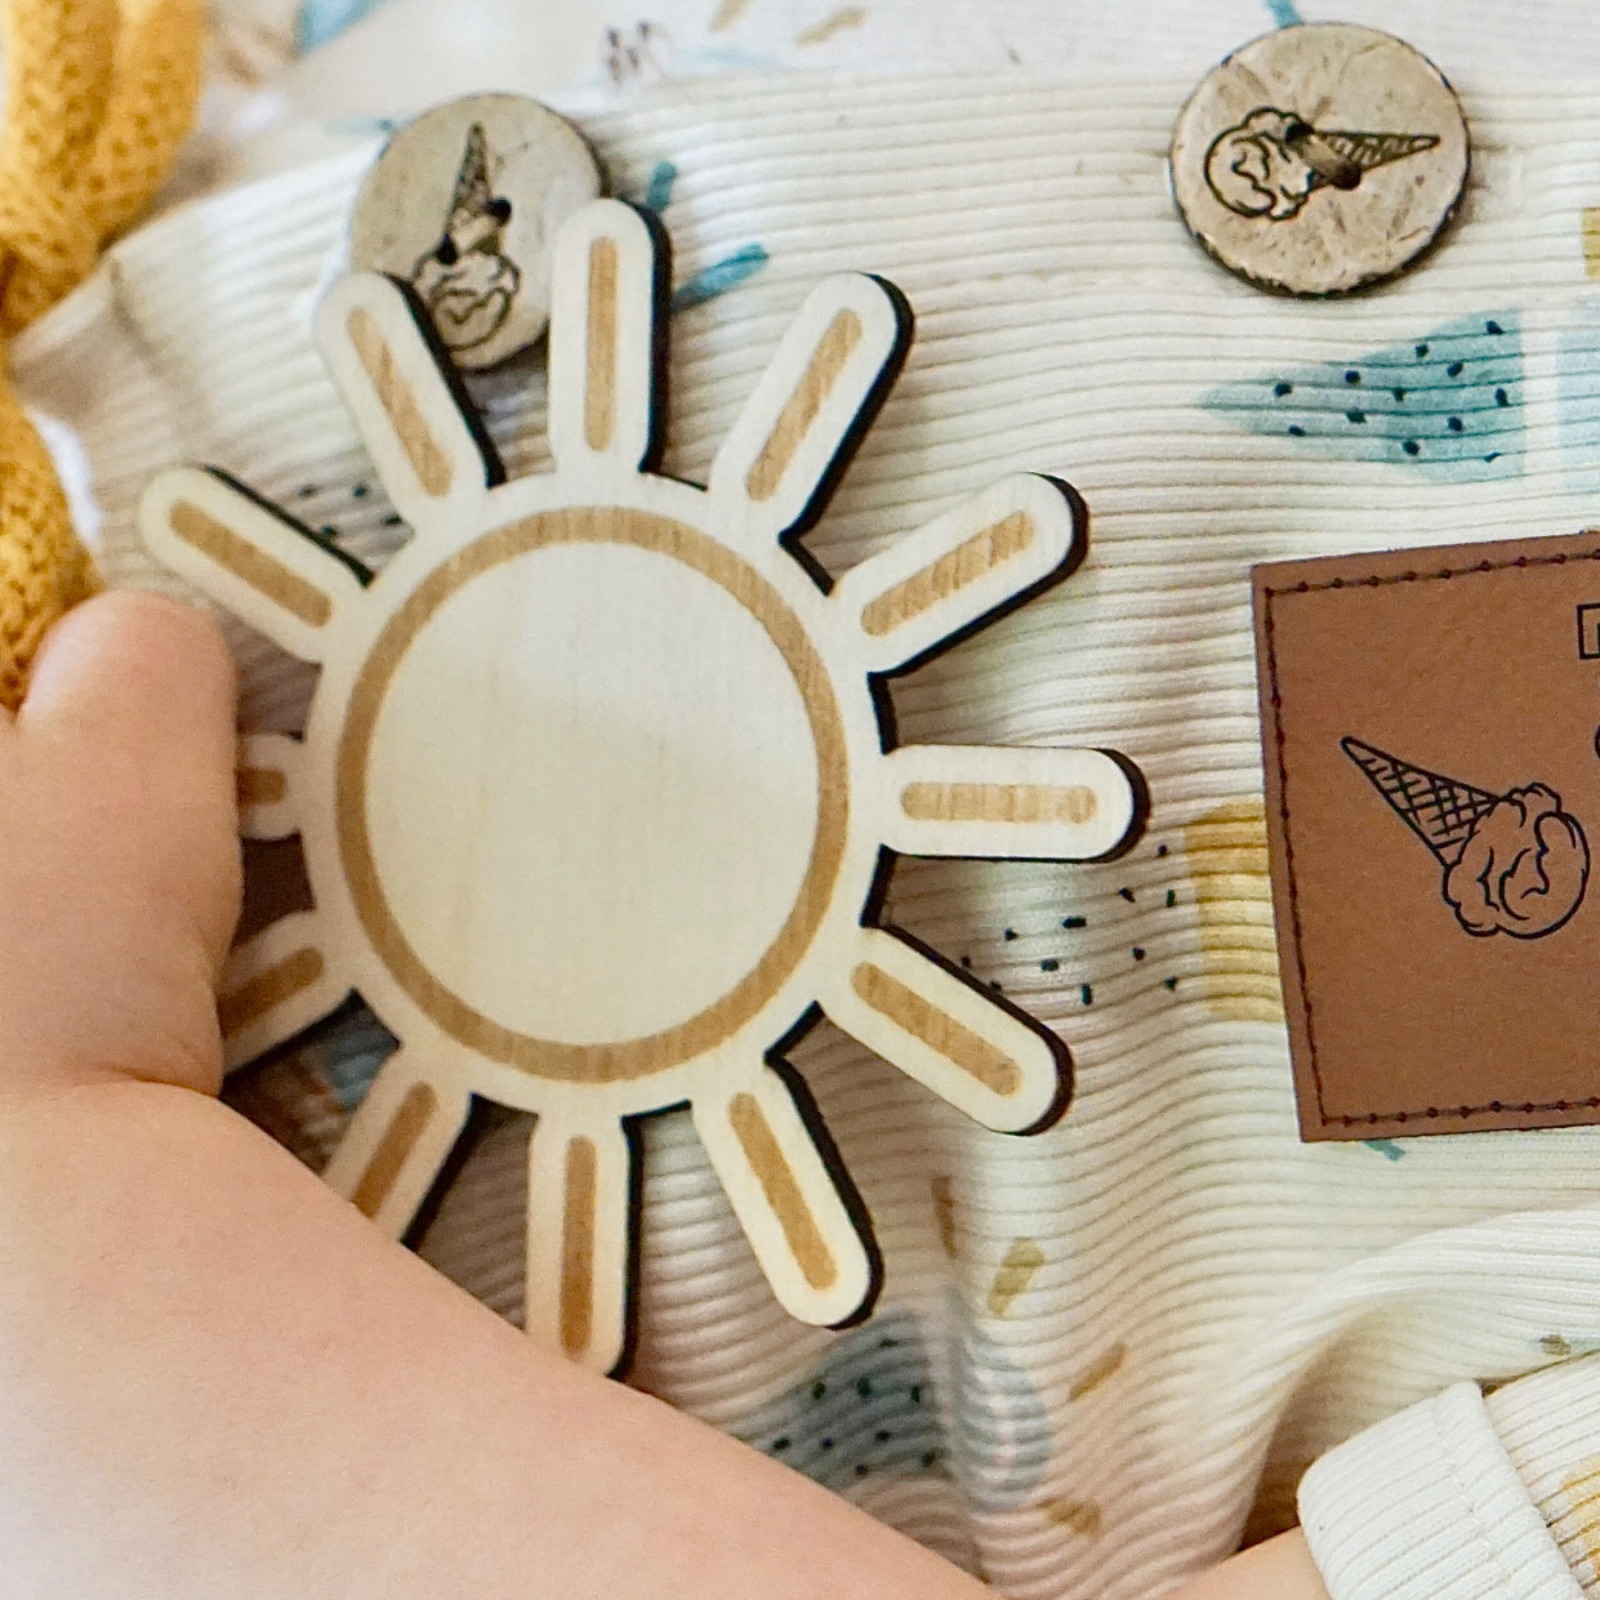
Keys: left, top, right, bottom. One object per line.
{"left": 1256, "top": 530, "right": 1600, "bottom": 1140}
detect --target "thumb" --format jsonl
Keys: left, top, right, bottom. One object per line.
{"left": 20, "top": 589, "right": 238, "bottom": 780}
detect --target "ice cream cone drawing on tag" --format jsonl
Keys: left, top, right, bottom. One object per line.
{"left": 1206, "top": 108, "right": 1439, "bottom": 222}
{"left": 410, "top": 123, "right": 522, "bottom": 355}
{"left": 1342, "top": 737, "right": 1590, "bottom": 939}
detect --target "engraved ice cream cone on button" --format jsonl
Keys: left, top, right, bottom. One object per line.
{"left": 349, "top": 94, "right": 604, "bottom": 370}
{"left": 411, "top": 123, "right": 522, "bottom": 355}
{"left": 1205, "top": 109, "right": 1439, "bottom": 222}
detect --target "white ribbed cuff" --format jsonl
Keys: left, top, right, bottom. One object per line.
{"left": 1299, "top": 1381, "right": 1587, "bottom": 1600}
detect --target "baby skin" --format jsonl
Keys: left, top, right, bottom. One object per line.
{"left": 0, "top": 590, "right": 1326, "bottom": 1600}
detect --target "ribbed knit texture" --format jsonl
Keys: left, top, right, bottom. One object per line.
{"left": 1302, "top": 1383, "right": 1588, "bottom": 1600}
{"left": 0, "top": 0, "right": 204, "bottom": 708}
{"left": 27, "top": 72, "right": 1600, "bottom": 1600}
{"left": 1485, "top": 1356, "right": 1600, "bottom": 1600}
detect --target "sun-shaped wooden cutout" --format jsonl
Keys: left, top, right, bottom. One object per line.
{"left": 140, "top": 200, "right": 1145, "bottom": 1374}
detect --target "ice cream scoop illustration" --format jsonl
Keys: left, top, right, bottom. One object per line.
{"left": 411, "top": 122, "right": 522, "bottom": 354}
{"left": 1206, "top": 108, "right": 1439, "bottom": 222}
{"left": 1343, "top": 738, "right": 1590, "bottom": 940}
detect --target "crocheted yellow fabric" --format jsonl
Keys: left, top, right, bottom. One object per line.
{"left": 0, "top": 0, "right": 204, "bottom": 709}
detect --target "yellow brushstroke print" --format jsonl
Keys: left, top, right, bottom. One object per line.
{"left": 988, "top": 1237, "right": 1045, "bottom": 1316}
{"left": 1585, "top": 210, "right": 1600, "bottom": 281}
{"left": 931, "top": 1174, "right": 957, "bottom": 1258}
{"left": 1068, "top": 1341, "right": 1127, "bottom": 1401}
{"left": 1042, "top": 1499, "right": 1103, "bottom": 1537}
{"left": 1552, "top": 1455, "right": 1600, "bottom": 1578}
{"left": 1183, "top": 798, "right": 1285, "bottom": 1024}
{"left": 797, "top": 6, "right": 867, "bottom": 45}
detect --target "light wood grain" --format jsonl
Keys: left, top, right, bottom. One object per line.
{"left": 347, "top": 306, "right": 455, "bottom": 497}
{"left": 317, "top": 274, "right": 496, "bottom": 535}
{"left": 350, "top": 1081, "right": 439, "bottom": 1218}
{"left": 525, "top": 1118, "right": 631, "bottom": 1372}
{"left": 322, "top": 1055, "right": 471, "bottom": 1240}
{"left": 728, "top": 1090, "right": 837, "bottom": 1290}
{"left": 559, "top": 1135, "right": 598, "bottom": 1355}
{"left": 547, "top": 204, "right": 659, "bottom": 476}
{"left": 900, "top": 780, "right": 1098, "bottom": 826}
{"left": 141, "top": 467, "right": 365, "bottom": 666}
{"left": 695, "top": 1070, "right": 870, "bottom": 1326}
{"left": 820, "top": 928, "right": 1065, "bottom": 1132}
{"left": 332, "top": 505, "right": 850, "bottom": 1083}
{"left": 237, "top": 732, "right": 303, "bottom": 842}
{"left": 583, "top": 238, "right": 618, "bottom": 452}
{"left": 837, "top": 474, "right": 1083, "bottom": 674}
{"left": 709, "top": 273, "right": 905, "bottom": 543}
{"left": 745, "top": 308, "right": 862, "bottom": 503}
{"left": 217, "top": 912, "right": 347, "bottom": 1071}
{"left": 218, "top": 944, "right": 324, "bottom": 1039}
{"left": 171, "top": 500, "right": 332, "bottom": 625}
{"left": 849, "top": 962, "right": 1022, "bottom": 1096}
{"left": 860, "top": 510, "right": 1032, "bottom": 637}
{"left": 884, "top": 745, "right": 1137, "bottom": 863}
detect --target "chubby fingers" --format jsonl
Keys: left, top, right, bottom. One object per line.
{"left": 20, "top": 589, "right": 237, "bottom": 778}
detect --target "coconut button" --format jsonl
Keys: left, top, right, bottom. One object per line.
{"left": 349, "top": 93, "right": 604, "bottom": 370}
{"left": 1169, "top": 23, "right": 1469, "bottom": 297}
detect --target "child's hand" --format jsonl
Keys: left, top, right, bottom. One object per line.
{"left": 0, "top": 590, "right": 239, "bottom": 1100}
{"left": 0, "top": 594, "right": 1335, "bottom": 1600}
{"left": 0, "top": 594, "right": 992, "bottom": 1600}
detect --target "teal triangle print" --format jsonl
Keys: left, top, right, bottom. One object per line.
{"left": 1204, "top": 312, "right": 1524, "bottom": 481}
{"left": 295, "top": 0, "right": 392, "bottom": 52}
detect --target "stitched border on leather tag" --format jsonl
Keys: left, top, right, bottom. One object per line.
{"left": 1256, "top": 528, "right": 1600, "bottom": 1140}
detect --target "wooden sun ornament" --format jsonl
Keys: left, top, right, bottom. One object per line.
{"left": 140, "top": 199, "right": 1146, "bottom": 1374}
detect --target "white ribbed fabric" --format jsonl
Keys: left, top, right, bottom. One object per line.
{"left": 1302, "top": 1382, "right": 1588, "bottom": 1600}
{"left": 1490, "top": 1356, "right": 1600, "bottom": 1596}
{"left": 27, "top": 70, "right": 1600, "bottom": 1600}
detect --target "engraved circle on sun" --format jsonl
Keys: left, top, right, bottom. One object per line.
{"left": 340, "top": 505, "right": 855, "bottom": 1079}
{"left": 140, "top": 199, "right": 1145, "bottom": 1374}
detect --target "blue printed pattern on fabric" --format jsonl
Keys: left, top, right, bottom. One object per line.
{"left": 1554, "top": 304, "right": 1600, "bottom": 493}
{"left": 733, "top": 1310, "right": 946, "bottom": 1492}
{"left": 296, "top": 0, "right": 392, "bottom": 53}
{"left": 643, "top": 160, "right": 679, "bottom": 214}
{"left": 1204, "top": 312, "right": 1525, "bottom": 480}
{"left": 732, "top": 1306, "right": 1050, "bottom": 1511}
{"left": 673, "top": 243, "right": 770, "bottom": 311}
{"left": 317, "top": 1005, "right": 397, "bottom": 1111}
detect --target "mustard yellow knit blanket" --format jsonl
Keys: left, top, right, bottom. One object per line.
{"left": 0, "top": 0, "right": 203, "bottom": 708}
